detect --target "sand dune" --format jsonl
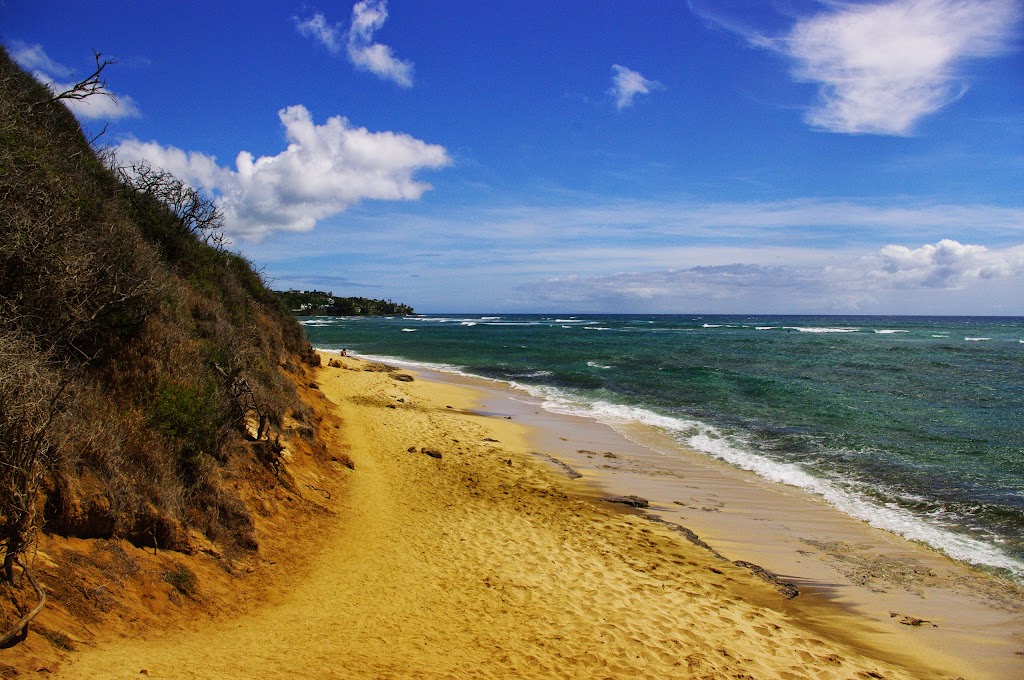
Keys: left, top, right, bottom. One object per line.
{"left": 57, "top": 357, "right": 947, "bottom": 678}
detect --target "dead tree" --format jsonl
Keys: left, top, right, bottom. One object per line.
{"left": 0, "top": 333, "right": 67, "bottom": 644}
{"left": 0, "top": 334, "right": 65, "bottom": 583}
{"left": 213, "top": 362, "right": 270, "bottom": 441}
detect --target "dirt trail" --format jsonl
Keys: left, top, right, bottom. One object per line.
{"left": 56, "top": 358, "right": 943, "bottom": 679}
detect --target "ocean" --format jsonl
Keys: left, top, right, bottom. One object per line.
{"left": 303, "top": 314, "right": 1024, "bottom": 580}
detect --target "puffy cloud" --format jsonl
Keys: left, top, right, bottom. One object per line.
{"left": 347, "top": 0, "right": 414, "bottom": 87}
{"left": 776, "top": 0, "right": 1020, "bottom": 134}
{"left": 115, "top": 105, "right": 449, "bottom": 240}
{"left": 839, "top": 239, "right": 1024, "bottom": 288}
{"left": 295, "top": 12, "right": 344, "bottom": 54}
{"left": 608, "top": 64, "right": 662, "bottom": 110}
{"left": 8, "top": 41, "right": 140, "bottom": 120}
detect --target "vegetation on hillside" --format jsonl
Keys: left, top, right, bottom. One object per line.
{"left": 276, "top": 290, "right": 414, "bottom": 316}
{"left": 0, "top": 47, "right": 321, "bottom": 643}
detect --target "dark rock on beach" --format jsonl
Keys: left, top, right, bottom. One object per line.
{"left": 604, "top": 495, "right": 649, "bottom": 508}
{"left": 733, "top": 560, "right": 800, "bottom": 599}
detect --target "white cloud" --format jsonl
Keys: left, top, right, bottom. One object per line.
{"left": 608, "top": 64, "right": 661, "bottom": 110}
{"left": 295, "top": 12, "right": 344, "bottom": 54}
{"left": 837, "top": 239, "right": 1024, "bottom": 288}
{"left": 8, "top": 42, "right": 140, "bottom": 120}
{"left": 776, "top": 0, "right": 1020, "bottom": 134}
{"left": 518, "top": 239, "right": 1024, "bottom": 313}
{"left": 115, "top": 105, "right": 449, "bottom": 240}
{"left": 244, "top": 194, "right": 1024, "bottom": 312}
{"left": 8, "top": 40, "right": 71, "bottom": 77}
{"left": 347, "top": 0, "right": 414, "bottom": 87}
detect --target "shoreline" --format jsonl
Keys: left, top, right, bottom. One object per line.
{"left": 387, "top": 355, "right": 1024, "bottom": 678}
{"left": 55, "top": 353, "right": 1019, "bottom": 678}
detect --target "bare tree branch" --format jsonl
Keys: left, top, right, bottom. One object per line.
{"left": 44, "top": 51, "right": 116, "bottom": 107}
{"left": 116, "top": 160, "right": 226, "bottom": 246}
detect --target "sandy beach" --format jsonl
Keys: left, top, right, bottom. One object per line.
{"left": 53, "top": 354, "right": 1021, "bottom": 679}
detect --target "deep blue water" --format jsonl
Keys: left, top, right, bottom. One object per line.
{"left": 303, "top": 314, "right": 1024, "bottom": 578}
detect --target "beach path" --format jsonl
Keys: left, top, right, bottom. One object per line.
{"left": 56, "top": 358, "right": 937, "bottom": 679}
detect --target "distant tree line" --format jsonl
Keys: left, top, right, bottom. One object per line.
{"left": 276, "top": 290, "right": 414, "bottom": 316}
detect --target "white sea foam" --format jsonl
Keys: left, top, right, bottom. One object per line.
{"left": 587, "top": 361, "right": 613, "bottom": 369}
{"left": 480, "top": 316, "right": 502, "bottom": 320}
{"left": 336, "top": 352, "right": 475, "bottom": 379}
{"left": 510, "top": 370, "right": 554, "bottom": 379}
{"left": 875, "top": 329, "right": 909, "bottom": 334}
{"left": 483, "top": 322, "right": 545, "bottom": 326}
{"left": 461, "top": 322, "right": 477, "bottom": 326}
{"left": 785, "top": 326, "right": 860, "bottom": 333}
{"left": 965, "top": 337, "right": 991, "bottom": 342}
{"left": 702, "top": 324, "right": 723, "bottom": 328}
{"left": 401, "top": 328, "right": 417, "bottom": 332}
{"left": 755, "top": 326, "right": 777, "bottom": 331}
{"left": 685, "top": 431, "right": 1023, "bottom": 576}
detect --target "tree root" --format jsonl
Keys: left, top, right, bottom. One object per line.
{"left": 0, "top": 558, "right": 46, "bottom": 648}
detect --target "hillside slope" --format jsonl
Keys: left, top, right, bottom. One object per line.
{"left": 0, "top": 46, "right": 336, "bottom": 667}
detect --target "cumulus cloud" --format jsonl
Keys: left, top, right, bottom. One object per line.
{"left": 295, "top": 12, "right": 344, "bottom": 54}
{"left": 608, "top": 64, "right": 662, "bottom": 110}
{"left": 8, "top": 41, "right": 140, "bottom": 120}
{"left": 347, "top": 0, "right": 414, "bottom": 87}
{"left": 115, "top": 105, "right": 449, "bottom": 240}
{"left": 775, "top": 0, "right": 1020, "bottom": 134}
{"left": 837, "top": 239, "right": 1024, "bottom": 288}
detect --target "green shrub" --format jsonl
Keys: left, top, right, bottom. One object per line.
{"left": 150, "top": 378, "right": 224, "bottom": 481}
{"left": 163, "top": 563, "right": 198, "bottom": 596}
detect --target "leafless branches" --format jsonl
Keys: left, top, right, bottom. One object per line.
{"left": 0, "top": 332, "right": 66, "bottom": 584}
{"left": 115, "top": 160, "right": 226, "bottom": 246}
{"left": 40, "top": 51, "right": 116, "bottom": 109}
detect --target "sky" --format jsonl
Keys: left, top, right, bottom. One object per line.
{"left": 4, "top": 0, "right": 1023, "bottom": 314}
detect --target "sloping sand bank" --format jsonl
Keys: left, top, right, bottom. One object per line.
{"left": 57, "top": 357, "right": 958, "bottom": 678}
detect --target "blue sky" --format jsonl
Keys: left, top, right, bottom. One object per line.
{"left": 5, "top": 0, "right": 1023, "bottom": 313}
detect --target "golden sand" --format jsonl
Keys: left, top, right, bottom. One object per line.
{"left": 54, "top": 356, "right": 980, "bottom": 678}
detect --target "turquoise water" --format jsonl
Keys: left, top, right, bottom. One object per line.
{"left": 303, "top": 314, "right": 1024, "bottom": 578}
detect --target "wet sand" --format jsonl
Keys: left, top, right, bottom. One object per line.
{"left": 55, "top": 355, "right": 1020, "bottom": 678}
{"left": 412, "top": 362, "right": 1024, "bottom": 679}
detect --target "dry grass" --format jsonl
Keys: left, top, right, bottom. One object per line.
{"left": 1, "top": 40, "right": 319, "bottom": 625}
